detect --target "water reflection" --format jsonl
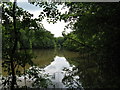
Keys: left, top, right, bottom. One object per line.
{"left": 32, "top": 49, "right": 56, "bottom": 67}
{"left": 32, "top": 49, "right": 80, "bottom": 67}
{"left": 44, "top": 56, "right": 72, "bottom": 88}
{"left": 31, "top": 49, "right": 82, "bottom": 88}
{"left": 1, "top": 49, "right": 119, "bottom": 88}
{"left": 16, "top": 55, "right": 83, "bottom": 89}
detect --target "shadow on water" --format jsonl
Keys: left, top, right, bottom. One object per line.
{"left": 32, "top": 49, "right": 80, "bottom": 68}
{"left": 1, "top": 49, "right": 119, "bottom": 89}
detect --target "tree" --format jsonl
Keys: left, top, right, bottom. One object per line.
{"left": 31, "top": 2, "right": 120, "bottom": 87}
{"left": 2, "top": 2, "right": 56, "bottom": 89}
{"left": 2, "top": 2, "right": 34, "bottom": 89}
{"left": 61, "top": 3, "right": 120, "bottom": 87}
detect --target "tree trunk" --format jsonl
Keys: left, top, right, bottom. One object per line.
{"left": 10, "top": 0, "right": 17, "bottom": 90}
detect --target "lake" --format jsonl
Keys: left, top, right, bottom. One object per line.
{"left": 30, "top": 49, "right": 83, "bottom": 88}
{"left": 1, "top": 49, "right": 117, "bottom": 89}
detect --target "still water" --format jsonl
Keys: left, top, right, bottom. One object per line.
{"left": 1, "top": 49, "right": 84, "bottom": 89}
{"left": 30, "top": 49, "right": 116, "bottom": 88}
{"left": 32, "top": 49, "right": 80, "bottom": 67}
{"left": 2, "top": 49, "right": 114, "bottom": 88}
{"left": 31, "top": 49, "right": 82, "bottom": 88}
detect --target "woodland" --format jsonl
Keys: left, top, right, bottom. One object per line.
{"left": 0, "top": 1, "right": 120, "bottom": 89}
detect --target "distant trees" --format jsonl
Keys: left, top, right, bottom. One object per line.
{"left": 2, "top": 2, "right": 56, "bottom": 89}
{"left": 2, "top": 1, "right": 120, "bottom": 89}
{"left": 55, "top": 37, "right": 64, "bottom": 48}
{"left": 32, "top": 28, "right": 55, "bottom": 49}
{"left": 32, "top": 2, "right": 120, "bottom": 87}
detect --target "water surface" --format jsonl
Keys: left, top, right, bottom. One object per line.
{"left": 2, "top": 49, "right": 115, "bottom": 88}
{"left": 31, "top": 49, "right": 81, "bottom": 88}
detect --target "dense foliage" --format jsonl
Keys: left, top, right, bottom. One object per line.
{"left": 1, "top": 1, "right": 120, "bottom": 89}
{"left": 34, "top": 2, "right": 120, "bottom": 88}
{"left": 2, "top": 2, "right": 55, "bottom": 89}
{"left": 61, "top": 3, "right": 120, "bottom": 88}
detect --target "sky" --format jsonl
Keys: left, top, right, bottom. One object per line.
{"left": 16, "top": 1, "right": 72, "bottom": 37}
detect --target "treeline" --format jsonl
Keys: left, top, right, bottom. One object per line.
{"left": 58, "top": 3, "right": 120, "bottom": 88}
{"left": 2, "top": 2, "right": 56, "bottom": 50}
{"left": 2, "top": 1, "right": 120, "bottom": 89}
{"left": 48, "top": 3, "right": 120, "bottom": 87}
{"left": 19, "top": 27, "right": 55, "bottom": 49}
{"left": 2, "top": 2, "right": 57, "bottom": 89}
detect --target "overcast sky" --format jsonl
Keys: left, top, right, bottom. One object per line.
{"left": 16, "top": 1, "right": 72, "bottom": 37}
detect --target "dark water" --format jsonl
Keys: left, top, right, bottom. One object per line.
{"left": 31, "top": 49, "right": 82, "bottom": 88}
{"left": 1, "top": 49, "right": 119, "bottom": 88}
{"left": 31, "top": 49, "right": 105, "bottom": 88}
{"left": 32, "top": 49, "right": 80, "bottom": 67}
{"left": 31, "top": 49, "right": 119, "bottom": 88}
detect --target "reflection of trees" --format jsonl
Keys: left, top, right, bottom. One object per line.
{"left": 32, "top": 49, "right": 56, "bottom": 67}
{"left": 64, "top": 53, "right": 120, "bottom": 88}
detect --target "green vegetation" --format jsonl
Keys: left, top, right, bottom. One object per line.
{"left": 60, "top": 3, "right": 120, "bottom": 88}
{"left": 2, "top": 2, "right": 56, "bottom": 89}
{"left": 1, "top": 1, "right": 120, "bottom": 89}
{"left": 55, "top": 37, "right": 64, "bottom": 48}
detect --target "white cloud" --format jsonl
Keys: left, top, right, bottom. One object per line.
{"left": 17, "top": 2, "right": 72, "bottom": 37}
{"left": 42, "top": 18, "right": 72, "bottom": 37}
{"left": 17, "top": 2, "right": 42, "bottom": 11}
{"left": 29, "top": 10, "right": 41, "bottom": 18}
{"left": 17, "top": 2, "right": 43, "bottom": 18}
{"left": 57, "top": 4, "right": 69, "bottom": 14}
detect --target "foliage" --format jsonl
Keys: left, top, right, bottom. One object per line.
{"left": 62, "top": 67, "right": 83, "bottom": 89}
{"left": 26, "top": 66, "right": 52, "bottom": 88}
{"left": 2, "top": 2, "right": 55, "bottom": 89}
{"left": 2, "top": 2, "right": 35, "bottom": 89}
{"left": 2, "top": 1, "right": 120, "bottom": 89}
{"left": 55, "top": 37, "right": 64, "bottom": 48}
{"left": 61, "top": 3, "right": 120, "bottom": 88}
{"left": 62, "top": 32, "right": 82, "bottom": 51}
{"left": 32, "top": 28, "right": 55, "bottom": 49}
{"left": 33, "top": 2, "right": 120, "bottom": 88}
